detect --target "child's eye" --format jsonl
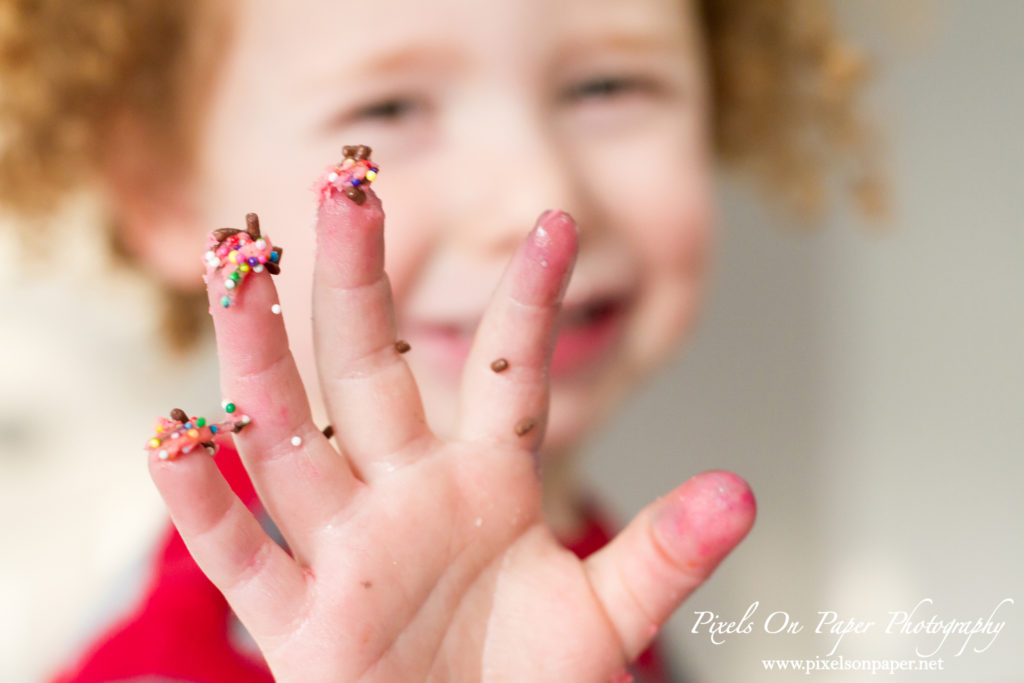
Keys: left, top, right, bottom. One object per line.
{"left": 352, "top": 97, "right": 419, "bottom": 122}
{"left": 563, "top": 76, "right": 651, "bottom": 102}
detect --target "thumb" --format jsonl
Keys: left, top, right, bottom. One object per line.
{"left": 584, "top": 470, "right": 756, "bottom": 662}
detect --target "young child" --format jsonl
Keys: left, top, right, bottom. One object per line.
{"left": 0, "top": 0, "right": 875, "bottom": 680}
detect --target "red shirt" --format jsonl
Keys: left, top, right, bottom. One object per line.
{"left": 52, "top": 447, "right": 677, "bottom": 682}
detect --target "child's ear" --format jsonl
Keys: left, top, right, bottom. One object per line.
{"left": 101, "top": 112, "right": 204, "bottom": 291}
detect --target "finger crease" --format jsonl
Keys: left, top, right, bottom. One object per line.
{"left": 223, "top": 536, "right": 277, "bottom": 596}
{"left": 231, "top": 347, "right": 293, "bottom": 388}
{"left": 331, "top": 340, "right": 405, "bottom": 380}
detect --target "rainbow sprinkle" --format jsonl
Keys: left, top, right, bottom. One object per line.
{"left": 316, "top": 144, "right": 379, "bottom": 205}
{"left": 145, "top": 407, "right": 251, "bottom": 461}
{"left": 204, "top": 229, "right": 282, "bottom": 308}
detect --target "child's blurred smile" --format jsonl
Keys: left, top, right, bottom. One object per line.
{"left": 401, "top": 233, "right": 640, "bottom": 379}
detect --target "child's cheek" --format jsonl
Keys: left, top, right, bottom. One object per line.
{"left": 601, "top": 140, "right": 713, "bottom": 372}
{"left": 599, "top": 139, "right": 712, "bottom": 296}
{"left": 633, "top": 163, "right": 711, "bottom": 273}
{"left": 581, "top": 122, "right": 712, "bottom": 273}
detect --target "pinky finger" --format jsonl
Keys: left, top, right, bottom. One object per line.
{"left": 148, "top": 448, "right": 310, "bottom": 644}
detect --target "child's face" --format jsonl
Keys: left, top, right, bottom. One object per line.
{"left": 190, "top": 0, "right": 710, "bottom": 455}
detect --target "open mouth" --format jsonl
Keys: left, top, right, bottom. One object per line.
{"left": 405, "top": 292, "right": 632, "bottom": 379}
{"left": 549, "top": 294, "right": 629, "bottom": 376}
{"left": 560, "top": 296, "right": 623, "bottom": 329}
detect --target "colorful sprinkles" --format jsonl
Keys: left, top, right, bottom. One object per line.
{"left": 204, "top": 213, "right": 283, "bottom": 309}
{"left": 145, "top": 406, "right": 251, "bottom": 461}
{"left": 315, "top": 144, "right": 379, "bottom": 205}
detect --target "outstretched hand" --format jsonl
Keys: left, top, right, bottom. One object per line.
{"left": 149, "top": 185, "right": 756, "bottom": 682}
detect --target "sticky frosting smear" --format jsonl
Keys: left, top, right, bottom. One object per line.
{"left": 314, "top": 144, "right": 379, "bottom": 206}
{"left": 203, "top": 213, "right": 283, "bottom": 309}
{"left": 145, "top": 406, "right": 251, "bottom": 461}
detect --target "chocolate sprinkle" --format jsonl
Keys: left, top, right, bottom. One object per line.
{"left": 490, "top": 358, "right": 509, "bottom": 373}
{"left": 212, "top": 227, "right": 241, "bottom": 242}
{"left": 322, "top": 424, "right": 335, "bottom": 439}
{"left": 394, "top": 340, "right": 411, "bottom": 354}
{"left": 245, "top": 213, "right": 261, "bottom": 239}
{"left": 169, "top": 408, "right": 188, "bottom": 423}
{"left": 514, "top": 418, "right": 535, "bottom": 437}
{"left": 344, "top": 185, "right": 367, "bottom": 205}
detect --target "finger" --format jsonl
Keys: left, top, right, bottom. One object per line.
{"left": 206, "top": 221, "right": 359, "bottom": 560}
{"left": 148, "top": 445, "right": 309, "bottom": 645}
{"left": 584, "top": 470, "right": 756, "bottom": 661}
{"left": 455, "top": 210, "right": 578, "bottom": 452}
{"left": 313, "top": 185, "right": 434, "bottom": 479}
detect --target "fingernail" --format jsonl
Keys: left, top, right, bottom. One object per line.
{"left": 515, "top": 210, "right": 578, "bottom": 305}
{"left": 532, "top": 209, "right": 577, "bottom": 237}
{"left": 533, "top": 210, "right": 578, "bottom": 295}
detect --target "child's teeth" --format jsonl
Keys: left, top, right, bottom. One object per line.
{"left": 563, "top": 300, "right": 609, "bottom": 327}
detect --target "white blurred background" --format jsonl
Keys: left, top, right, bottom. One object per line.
{"left": 1, "top": 1, "right": 1021, "bottom": 681}
{"left": 587, "top": 1, "right": 1023, "bottom": 681}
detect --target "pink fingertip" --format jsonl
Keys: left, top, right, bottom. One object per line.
{"left": 517, "top": 209, "right": 579, "bottom": 304}
{"left": 317, "top": 182, "right": 385, "bottom": 232}
{"left": 653, "top": 470, "right": 756, "bottom": 568}
{"left": 314, "top": 184, "right": 386, "bottom": 284}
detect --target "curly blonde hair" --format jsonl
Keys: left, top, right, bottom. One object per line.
{"left": 0, "top": 0, "right": 883, "bottom": 349}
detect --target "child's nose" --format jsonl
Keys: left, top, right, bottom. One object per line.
{"left": 447, "top": 121, "right": 584, "bottom": 258}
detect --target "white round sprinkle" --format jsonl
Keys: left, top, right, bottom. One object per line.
{"left": 271, "top": 304, "right": 282, "bottom": 315}
{"left": 291, "top": 436, "right": 302, "bottom": 447}
{"left": 224, "top": 279, "right": 235, "bottom": 289}
{"left": 327, "top": 171, "right": 339, "bottom": 182}
{"left": 240, "top": 415, "right": 251, "bottom": 424}
{"left": 253, "top": 264, "right": 264, "bottom": 273}
{"left": 158, "top": 450, "right": 170, "bottom": 460}
{"left": 255, "top": 239, "right": 266, "bottom": 249}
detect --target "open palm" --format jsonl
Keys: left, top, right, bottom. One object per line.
{"left": 149, "top": 187, "right": 755, "bottom": 682}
